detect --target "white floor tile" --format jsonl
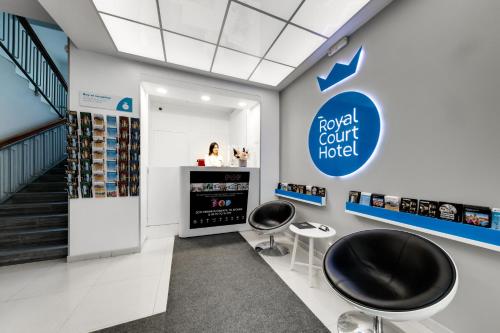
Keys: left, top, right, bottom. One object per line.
{"left": 11, "top": 257, "right": 112, "bottom": 300}
{"left": 0, "top": 259, "right": 61, "bottom": 302}
{"left": 96, "top": 250, "right": 166, "bottom": 284}
{"left": 59, "top": 275, "right": 159, "bottom": 333}
{"left": 0, "top": 287, "right": 89, "bottom": 333}
{"left": 153, "top": 238, "right": 174, "bottom": 314}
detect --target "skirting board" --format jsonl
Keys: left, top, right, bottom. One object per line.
{"left": 66, "top": 246, "right": 140, "bottom": 262}
{"left": 146, "top": 224, "right": 179, "bottom": 239}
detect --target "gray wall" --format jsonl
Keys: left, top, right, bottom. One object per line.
{"left": 279, "top": 0, "right": 500, "bottom": 332}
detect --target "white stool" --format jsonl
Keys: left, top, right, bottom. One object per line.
{"left": 289, "top": 222, "right": 336, "bottom": 287}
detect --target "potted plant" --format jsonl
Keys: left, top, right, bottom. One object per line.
{"left": 233, "top": 147, "right": 249, "bottom": 167}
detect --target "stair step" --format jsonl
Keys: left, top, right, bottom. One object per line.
{"left": 36, "top": 174, "right": 66, "bottom": 182}
{"left": 0, "top": 213, "right": 67, "bottom": 230}
{"left": 0, "top": 243, "right": 67, "bottom": 266}
{"left": 0, "top": 202, "right": 67, "bottom": 216}
{"left": 5, "top": 192, "right": 67, "bottom": 204}
{"left": 20, "top": 182, "right": 66, "bottom": 192}
{"left": 0, "top": 227, "right": 67, "bottom": 249}
{"left": 45, "top": 167, "right": 67, "bottom": 175}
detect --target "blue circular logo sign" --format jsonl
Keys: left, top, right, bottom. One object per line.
{"left": 308, "top": 91, "right": 381, "bottom": 177}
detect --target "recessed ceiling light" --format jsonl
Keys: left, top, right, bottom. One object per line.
{"left": 93, "top": 0, "right": 160, "bottom": 27}
{"left": 238, "top": 102, "right": 247, "bottom": 107}
{"left": 201, "top": 95, "right": 211, "bottom": 101}
{"left": 291, "top": 0, "right": 370, "bottom": 37}
{"left": 100, "top": 13, "right": 164, "bottom": 61}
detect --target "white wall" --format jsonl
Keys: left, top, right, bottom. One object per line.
{"left": 228, "top": 105, "right": 261, "bottom": 168}
{"left": 149, "top": 104, "right": 231, "bottom": 166}
{"left": 0, "top": 53, "right": 59, "bottom": 141}
{"left": 148, "top": 103, "right": 231, "bottom": 226}
{"left": 69, "top": 44, "right": 279, "bottom": 256}
{"left": 139, "top": 86, "right": 148, "bottom": 245}
{"left": 147, "top": 102, "right": 261, "bottom": 226}
{"left": 246, "top": 104, "right": 260, "bottom": 168}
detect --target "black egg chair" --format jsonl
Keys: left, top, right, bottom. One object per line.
{"left": 323, "top": 229, "right": 458, "bottom": 333}
{"left": 248, "top": 200, "right": 296, "bottom": 256}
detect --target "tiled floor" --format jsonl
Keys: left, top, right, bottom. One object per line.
{"left": 0, "top": 237, "right": 174, "bottom": 333}
{"left": 0, "top": 230, "right": 437, "bottom": 333}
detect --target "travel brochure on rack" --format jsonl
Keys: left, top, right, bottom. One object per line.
{"left": 348, "top": 190, "right": 498, "bottom": 229}
{"left": 65, "top": 111, "right": 140, "bottom": 199}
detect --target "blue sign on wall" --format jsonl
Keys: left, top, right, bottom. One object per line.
{"left": 309, "top": 47, "right": 382, "bottom": 177}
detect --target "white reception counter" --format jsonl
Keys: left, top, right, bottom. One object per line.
{"left": 179, "top": 167, "right": 260, "bottom": 237}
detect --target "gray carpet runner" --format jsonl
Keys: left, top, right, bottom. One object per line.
{"left": 96, "top": 232, "right": 329, "bottom": 333}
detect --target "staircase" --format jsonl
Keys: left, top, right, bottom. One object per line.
{"left": 0, "top": 162, "right": 68, "bottom": 266}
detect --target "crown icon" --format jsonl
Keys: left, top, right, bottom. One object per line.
{"left": 317, "top": 46, "right": 363, "bottom": 92}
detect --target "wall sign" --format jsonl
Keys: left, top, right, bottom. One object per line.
{"left": 189, "top": 171, "right": 250, "bottom": 229}
{"left": 79, "top": 91, "right": 133, "bottom": 112}
{"left": 309, "top": 47, "right": 381, "bottom": 177}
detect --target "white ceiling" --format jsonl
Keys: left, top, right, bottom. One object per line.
{"left": 143, "top": 81, "right": 260, "bottom": 113}
{"left": 37, "top": 0, "right": 394, "bottom": 91}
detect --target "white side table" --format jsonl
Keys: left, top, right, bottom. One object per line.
{"left": 289, "top": 222, "right": 336, "bottom": 287}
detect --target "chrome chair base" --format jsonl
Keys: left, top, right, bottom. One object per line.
{"left": 338, "top": 311, "right": 405, "bottom": 333}
{"left": 255, "top": 235, "right": 289, "bottom": 256}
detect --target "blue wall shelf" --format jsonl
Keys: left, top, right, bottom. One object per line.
{"left": 345, "top": 202, "right": 500, "bottom": 252}
{"left": 275, "top": 189, "right": 326, "bottom": 206}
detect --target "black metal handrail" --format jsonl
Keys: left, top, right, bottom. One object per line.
{"left": 0, "top": 12, "right": 67, "bottom": 118}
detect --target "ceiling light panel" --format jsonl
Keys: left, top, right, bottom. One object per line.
{"left": 212, "top": 47, "right": 260, "bottom": 79}
{"left": 101, "top": 14, "right": 165, "bottom": 61}
{"left": 158, "top": 0, "right": 228, "bottom": 43}
{"left": 250, "top": 60, "right": 294, "bottom": 86}
{"left": 219, "top": 2, "right": 286, "bottom": 57}
{"left": 292, "top": 0, "right": 371, "bottom": 37}
{"left": 93, "top": 0, "right": 160, "bottom": 27}
{"left": 266, "top": 24, "right": 325, "bottom": 67}
{"left": 164, "top": 32, "right": 216, "bottom": 71}
{"left": 237, "top": 0, "right": 303, "bottom": 20}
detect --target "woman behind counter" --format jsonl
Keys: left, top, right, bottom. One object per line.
{"left": 205, "top": 142, "right": 223, "bottom": 167}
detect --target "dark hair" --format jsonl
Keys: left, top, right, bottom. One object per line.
{"left": 209, "top": 142, "right": 219, "bottom": 155}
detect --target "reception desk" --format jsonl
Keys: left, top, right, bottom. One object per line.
{"left": 179, "top": 166, "right": 260, "bottom": 237}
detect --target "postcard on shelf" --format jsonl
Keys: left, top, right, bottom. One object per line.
{"left": 348, "top": 191, "right": 361, "bottom": 203}
{"left": 463, "top": 205, "right": 491, "bottom": 228}
{"left": 297, "top": 185, "right": 305, "bottom": 194}
{"left": 418, "top": 200, "right": 438, "bottom": 217}
{"left": 384, "top": 196, "right": 401, "bottom": 211}
{"left": 491, "top": 208, "right": 500, "bottom": 230}
{"left": 437, "top": 202, "right": 463, "bottom": 222}
{"left": 370, "top": 194, "right": 385, "bottom": 208}
{"left": 306, "top": 186, "right": 312, "bottom": 195}
{"left": 359, "top": 192, "right": 371, "bottom": 206}
{"left": 400, "top": 198, "right": 418, "bottom": 214}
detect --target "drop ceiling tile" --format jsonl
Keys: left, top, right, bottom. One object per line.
{"left": 249, "top": 60, "right": 294, "bottom": 86}
{"left": 265, "top": 24, "right": 326, "bottom": 67}
{"left": 158, "top": 0, "right": 228, "bottom": 43}
{"left": 237, "top": 0, "right": 303, "bottom": 20}
{"left": 93, "top": 0, "right": 160, "bottom": 27}
{"left": 219, "top": 2, "right": 286, "bottom": 57}
{"left": 164, "top": 32, "right": 216, "bottom": 71}
{"left": 100, "top": 14, "right": 165, "bottom": 61}
{"left": 292, "top": 0, "right": 371, "bottom": 37}
{"left": 212, "top": 47, "right": 260, "bottom": 79}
